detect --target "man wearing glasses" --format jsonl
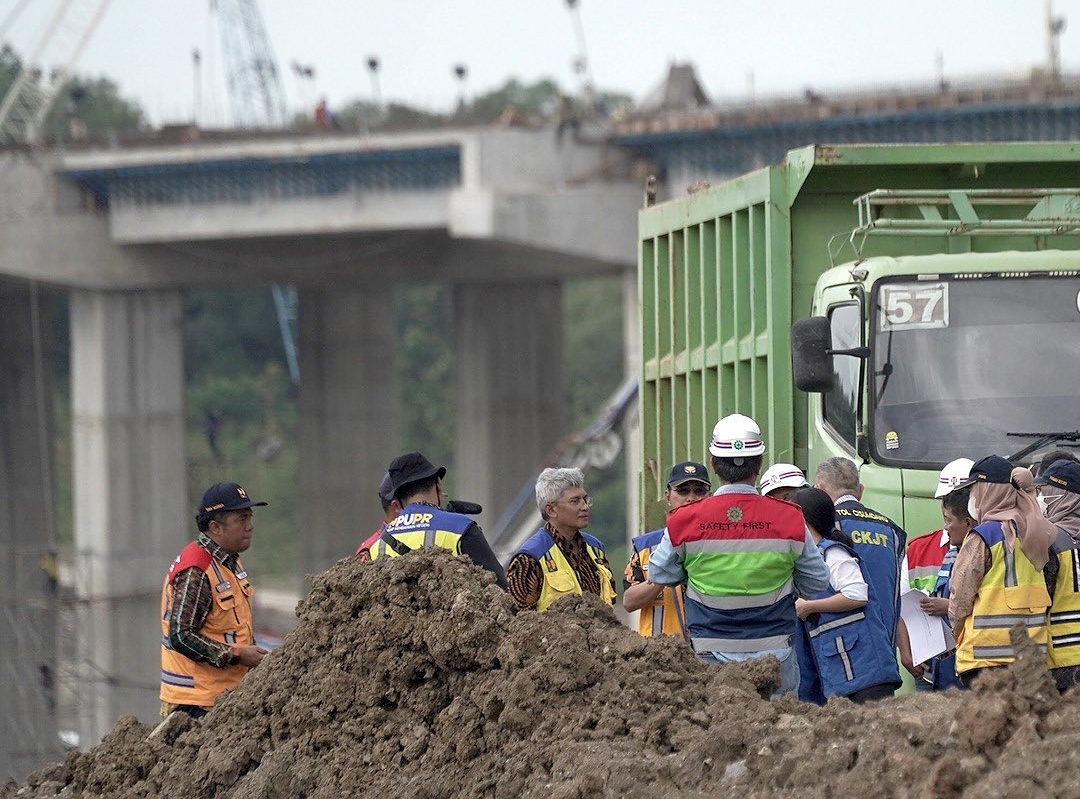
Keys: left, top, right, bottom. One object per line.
{"left": 622, "top": 462, "right": 711, "bottom": 637}
{"left": 506, "top": 466, "right": 617, "bottom": 611}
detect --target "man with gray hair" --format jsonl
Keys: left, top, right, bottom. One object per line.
{"left": 506, "top": 466, "right": 617, "bottom": 611}
{"left": 814, "top": 456, "right": 906, "bottom": 701}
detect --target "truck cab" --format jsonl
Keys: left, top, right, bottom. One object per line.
{"left": 793, "top": 195, "right": 1080, "bottom": 536}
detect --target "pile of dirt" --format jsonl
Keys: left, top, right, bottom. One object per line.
{"left": 3, "top": 549, "right": 1077, "bottom": 798}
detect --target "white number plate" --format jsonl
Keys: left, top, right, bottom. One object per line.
{"left": 878, "top": 282, "right": 949, "bottom": 332}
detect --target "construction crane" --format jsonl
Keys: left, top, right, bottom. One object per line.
{"left": 211, "top": 0, "right": 300, "bottom": 382}
{"left": 211, "top": 0, "right": 289, "bottom": 128}
{"left": 0, "top": 0, "right": 114, "bottom": 144}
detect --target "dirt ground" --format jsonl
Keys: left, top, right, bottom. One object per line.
{"left": 4, "top": 548, "right": 1079, "bottom": 799}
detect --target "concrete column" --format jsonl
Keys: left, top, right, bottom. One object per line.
{"left": 454, "top": 282, "right": 565, "bottom": 531}
{"left": 298, "top": 285, "right": 398, "bottom": 578}
{"left": 69, "top": 289, "right": 186, "bottom": 747}
{"left": 0, "top": 280, "right": 60, "bottom": 780}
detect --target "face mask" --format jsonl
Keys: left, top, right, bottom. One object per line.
{"left": 967, "top": 496, "right": 979, "bottom": 521}
{"left": 1037, "top": 494, "right": 1049, "bottom": 515}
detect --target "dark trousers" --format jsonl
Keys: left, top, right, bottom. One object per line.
{"left": 847, "top": 683, "right": 896, "bottom": 704}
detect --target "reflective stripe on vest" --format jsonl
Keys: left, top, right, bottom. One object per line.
{"left": 518, "top": 529, "right": 617, "bottom": 612}
{"left": 666, "top": 493, "right": 805, "bottom": 653}
{"left": 160, "top": 545, "right": 253, "bottom": 707}
{"left": 369, "top": 504, "right": 472, "bottom": 561}
{"left": 1049, "top": 541, "right": 1080, "bottom": 668}
{"left": 632, "top": 530, "right": 687, "bottom": 638}
{"left": 906, "top": 531, "right": 948, "bottom": 594}
{"left": 957, "top": 520, "right": 1050, "bottom": 674}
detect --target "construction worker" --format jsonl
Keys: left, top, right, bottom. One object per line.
{"left": 506, "top": 466, "right": 617, "bottom": 611}
{"left": 647, "top": 413, "right": 830, "bottom": 697}
{"left": 160, "top": 482, "right": 270, "bottom": 718}
{"left": 1034, "top": 459, "right": 1080, "bottom": 692}
{"left": 622, "top": 461, "right": 711, "bottom": 637}
{"left": 950, "top": 455, "right": 1055, "bottom": 687}
{"left": 368, "top": 451, "right": 507, "bottom": 589}
{"left": 897, "top": 457, "right": 973, "bottom": 691}
{"left": 814, "top": 456, "right": 905, "bottom": 701}
{"left": 758, "top": 462, "right": 809, "bottom": 501}
{"left": 355, "top": 472, "right": 401, "bottom": 562}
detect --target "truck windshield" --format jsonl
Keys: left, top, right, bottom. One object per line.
{"left": 870, "top": 274, "right": 1080, "bottom": 467}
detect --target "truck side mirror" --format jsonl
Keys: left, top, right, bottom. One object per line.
{"left": 791, "top": 317, "right": 835, "bottom": 393}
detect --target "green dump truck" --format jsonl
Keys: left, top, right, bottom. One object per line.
{"left": 637, "top": 142, "right": 1080, "bottom": 537}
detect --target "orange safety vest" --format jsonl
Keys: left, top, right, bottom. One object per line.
{"left": 160, "top": 541, "right": 254, "bottom": 707}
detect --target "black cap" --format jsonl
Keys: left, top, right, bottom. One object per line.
{"left": 196, "top": 482, "right": 267, "bottom": 530}
{"left": 1034, "top": 459, "right": 1080, "bottom": 495}
{"left": 667, "top": 461, "right": 711, "bottom": 488}
{"left": 377, "top": 472, "right": 394, "bottom": 504}
{"left": 387, "top": 452, "right": 447, "bottom": 498}
{"left": 958, "top": 455, "right": 1014, "bottom": 488}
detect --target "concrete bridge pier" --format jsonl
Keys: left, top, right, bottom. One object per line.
{"left": 453, "top": 282, "right": 565, "bottom": 529}
{"left": 69, "top": 289, "right": 186, "bottom": 746}
{"left": 0, "top": 279, "right": 61, "bottom": 780}
{"left": 298, "top": 285, "right": 399, "bottom": 577}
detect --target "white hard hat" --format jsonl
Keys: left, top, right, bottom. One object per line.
{"left": 759, "top": 463, "right": 809, "bottom": 496}
{"left": 709, "top": 413, "right": 765, "bottom": 458}
{"left": 935, "top": 457, "right": 975, "bottom": 498}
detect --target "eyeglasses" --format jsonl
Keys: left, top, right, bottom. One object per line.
{"left": 673, "top": 484, "right": 710, "bottom": 497}
{"left": 558, "top": 494, "right": 592, "bottom": 509}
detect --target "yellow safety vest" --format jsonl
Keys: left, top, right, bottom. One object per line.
{"left": 529, "top": 534, "right": 617, "bottom": 612}
{"left": 956, "top": 522, "right": 1050, "bottom": 674}
{"left": 368, "top": 505, "right": 469, "bottom": 561}
{"left": 1048, "top": 544, "right": 1080, "bottom": 669}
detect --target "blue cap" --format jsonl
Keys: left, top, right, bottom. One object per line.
{"left": 668, "top": 461, "right": 711, "bottom": 488}
{"left": 1034, "top": 459, "right": 1080, "bottom": 495}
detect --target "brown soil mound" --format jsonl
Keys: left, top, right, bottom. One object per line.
{"left": 4, "top": 550, "right": 1077, "bottom": 798}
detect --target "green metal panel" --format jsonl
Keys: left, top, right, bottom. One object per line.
{"left": 638, "top": 142, "right": 1080, "bottom": 532}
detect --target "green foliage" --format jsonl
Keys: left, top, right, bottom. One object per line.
{"left": 0, "top": 45, "right": 146, "bottom": 143}
{"left": 562, "top": 277, "right": 628, "bottom": 549}
{"left": 395, "top": 283, "right": 454, "bottom": 469}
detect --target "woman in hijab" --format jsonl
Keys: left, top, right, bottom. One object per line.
{"left": 1034, "top": 459, "right": 1080, "bottom": 691}
{"left": 949, "top": 455, "right": 1056, "bottom": 687}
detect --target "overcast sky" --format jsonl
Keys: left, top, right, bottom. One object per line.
{"left": 4, "top": 0, "right": 1080, "bottom": 127}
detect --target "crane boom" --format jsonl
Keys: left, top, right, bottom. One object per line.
{"left": 0, "top": 0, "right": 114, "bottom": 144}
{"left": 213, "top": 0, "right": 289, "bottom": 128}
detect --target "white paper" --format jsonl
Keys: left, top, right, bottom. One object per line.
{"left": 900, "top": 589, "right": 953, "bottom": 666}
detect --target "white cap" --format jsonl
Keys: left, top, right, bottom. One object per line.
{"left": 759, "top": 463, "right": 809, "bottom": 496}
{"left": 709, "top": 413, "right": 765, "bottom": 458}
{"left": 935, "top": 457, "right": 975, "bottom": 498}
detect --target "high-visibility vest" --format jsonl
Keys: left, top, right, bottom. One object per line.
{"left": 517, "top": 529, "right": 617, "bottom": 611}
{"left": 630, "top": 529, "right": 686, "bottom": 637}
{"left": 160, "top": 541, "right": 253, "bottom": 707}
{"left": 906, "top": 530, "right": 949, "bottom": 593}
{"left": 368, "top": 504, "right": 471, "bottom": 561}
{"left": 956, "top": 520, "right": 1050, "bottom": 674}
{"left": 666, "top": 492, "right": 806, "bottom": 654}
{"left": 1047, "top": 527, "right": 1080, "bottom": 669}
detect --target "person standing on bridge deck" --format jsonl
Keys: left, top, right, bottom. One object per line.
{"left": 949, "top": 455, "right": 1054, "bottom": 688}
{"left": 160, "top": 482, "right": 270, "bottom": 719}
{"left": 647, "top": 414, "right": 829, "bottom": 698}
{"left": 622, "top": 461, "right": 711, "bottom": 638}
{"left": 814, "top": 456, "right": 905, "bottom": 702}
{"left": 507, "top": 467, "right": 617, "bottom": 611}
{"left": 368, "top": 452, "right": 506, "bottom": 589}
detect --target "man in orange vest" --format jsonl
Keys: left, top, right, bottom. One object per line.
{"left": 622, "top": 461, "right": 711, "bottom": 637}
{"left": 160, "top": 482, "right": 270, "bottom": 718}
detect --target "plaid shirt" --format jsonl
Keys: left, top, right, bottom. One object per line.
{"left": 164, "top": 532, "right": 249, "bottom": 668}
